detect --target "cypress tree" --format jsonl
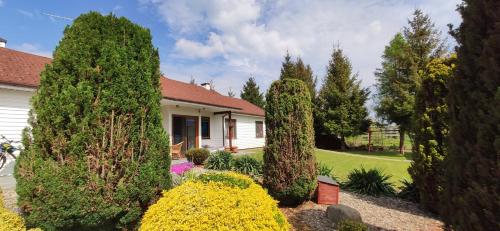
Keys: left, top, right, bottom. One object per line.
{"left": 240, "top": 76, "right": 265, "bottom": 108}
{"left": 263, "top": 79, "right": 316, "bottom": 205}
{"left": 316, "top": 48, "right": 369, "bottom": 150}
{"left": 442, "top": 1, "right": 500, "bottom": 230}
{"left": 14, "top": 12, "right": 170, "bottom": 230}
{"left": 408, "top": 55, "right": 455, "bottom": 214}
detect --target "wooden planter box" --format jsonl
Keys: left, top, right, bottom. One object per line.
{"left": 317, "top": 175, "right": 340, "bottom": 205}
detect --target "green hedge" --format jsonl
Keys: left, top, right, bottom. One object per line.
{"left": 263, "top": 78, "right": 317, "bottom": 205}
{"left": 14, "top": 12, "right": 170, "bottom": 230}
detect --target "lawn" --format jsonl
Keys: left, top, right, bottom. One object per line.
{"left": 241, "top": 148, "right": 412, "bottom": 187}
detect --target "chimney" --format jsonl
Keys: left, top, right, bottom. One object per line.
{"left": 0, "top": 37, "right": 6, "bottom": 48}
{"left": 201, "top": 82, "right": 211, "bottom": 90}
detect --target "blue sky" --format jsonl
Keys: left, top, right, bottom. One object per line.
{"left": 0, "top": 0, "right": 461, "bottom": 110}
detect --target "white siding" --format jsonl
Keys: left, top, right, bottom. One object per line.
{"left": 229, "top": 114, "right": 265, "bottom": 149}
{"left": 0, "top": 88, "right": 264, "bottom": 150}
{"left": 160, "top": 105, "right": 226, "bottom": 149}
{"left": 0, "top": 88, "right": 33, "bottom": 144}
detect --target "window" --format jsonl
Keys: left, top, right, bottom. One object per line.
{"left": 225, "top": 119, "right": 237, "bottom": 139}
{"left": 255, "top": 121, "right": 264, "bottom": 138}
{"left": 201, "top": 117, "right": 210, "bottom": 139}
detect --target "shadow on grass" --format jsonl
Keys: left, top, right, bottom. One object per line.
{"left": 340, "top": 150, "right": 413, "bottom": 160}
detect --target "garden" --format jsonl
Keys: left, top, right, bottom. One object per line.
{"left": 1, "top": 2, "right": 499, "bottom": 231}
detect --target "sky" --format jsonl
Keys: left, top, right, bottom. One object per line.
{"left": 0, "top": 0, "right": 462, "bottom": 111}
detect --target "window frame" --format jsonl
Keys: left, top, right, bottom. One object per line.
{"left": 255, "top": 121, "right": 264, "bottom": 138}
{"left": 201, "top": 116, "right": 210, "bottom": 139}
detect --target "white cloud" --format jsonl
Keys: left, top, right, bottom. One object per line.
{"left": 142, "top": 0, "right": 462, "bottom": 102}
{"left": 174, "top": 32, "right": 225, "bottom": 59}
{"left": 12, "top": 43, "right": 52, "bottom": 58}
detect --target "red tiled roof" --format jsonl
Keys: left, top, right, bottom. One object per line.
{"left": 0, "top": 47, "right": 51, "bottom": 88}
{"left": 0, "top": 47, "right": 264, "bottom": 117}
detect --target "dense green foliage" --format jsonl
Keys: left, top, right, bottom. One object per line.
{"left": 375, "top": 10, "right": 445, "bottom": 153}
{"left": 316, "top": 48, "right": 369, "bottom": 150}
{"left": 279, "top": 52, "right": 317, "bottom": 98}
{"left": 240, "top": 77, "right": 265, "bottom": 108}
{"left": 336, "top": 220, "right": 368, "bottom": 231}
{"left": 14, "top": 12, "right": 170, "bottom": 230}
{"left": 408, "top": 55, "right": 455, "bottom": 213}
{"left": 343, "top": 167, "right": 395, "bottom": 196}
{"left": 442, "top": 1, "right": 500, "bottom": 230}
{"left": 232, "top": 156, "right": 263, "bottom": 177}
{"left": 397, "top": 179, "right": 420, "bottom": 203}
{"left": 205, "top": 150, "right": 233, "bottom": 170}
{"left": 264, "top": 78, "right": 317, "bottom": 205}
{"left": 185, "top": 148, "right": 210, "bottom": 165}
{"left": 374, "top": 33, "right": 415, "bottom": 153}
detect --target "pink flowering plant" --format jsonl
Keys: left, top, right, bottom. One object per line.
{"left": 170, "top": 162, "right": 194, "bottom": 175}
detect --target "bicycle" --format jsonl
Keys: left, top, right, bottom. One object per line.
{"left": 0, "top": 135, "right": 17, "bottom": 170}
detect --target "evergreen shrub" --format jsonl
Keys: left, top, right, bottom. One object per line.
{"left": 263, "top": 78, "right": 317, "bottom": 205}
{"left": 139, "top": 172, "right": 290, "bottom": 231}
{"left": 14, "top": 12, "right": 170, "bottom": 230}
{"left": 185, "top": 148, "right": 210, "bottom": 165}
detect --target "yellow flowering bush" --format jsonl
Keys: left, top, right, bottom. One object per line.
{"left": 0, "top": 188, "right": 42, "bottom": 231}
{"left": 140, "top": 172, "right": 290, "bottom": 231}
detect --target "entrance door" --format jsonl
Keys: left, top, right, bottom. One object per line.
{"left": 172, "top": 115, "right": 198, "bottom": 153}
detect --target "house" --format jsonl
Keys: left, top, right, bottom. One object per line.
{"left": 0, "top": 46, "right": 265, "bottom": 153}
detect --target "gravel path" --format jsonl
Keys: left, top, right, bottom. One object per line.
{"left": 281, "top": 191, "right": 443, "bottom": 231}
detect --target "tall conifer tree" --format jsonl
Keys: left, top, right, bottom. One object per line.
{"left": 264, "top": 79, "right": 316, "bottom": 205}
{"left": 15, "top": 12, "right": 170, "bottom": 230}
{"left": 316, "top": 48, "right": 369, "bottom": 150}
{"left": 279, "top": 53, "right": 317, "bottom": 98}
{"left": 442, "top": 1, "right": 500, "bottom": 230}
{"left": 375, "top": 33, "right": 416, "bottom": 153}
{"left": 376, "top": 10, "right": 444, "bottom": 153}
{"left": 240, "top": 77, "right": 265, "bottom": 108}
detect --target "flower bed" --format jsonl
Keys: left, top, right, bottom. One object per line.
{"left": 170, "top": 162, "right": 194, "bottom": 175}
{"left": 140, "top": 172, "right": 289, "bottom": 231}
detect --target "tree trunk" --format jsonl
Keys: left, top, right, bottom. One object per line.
{"left": 399, "top": 129, "right": 405, "bottom": 154}
{"left": 340, "top": 136, "right": 346, "bottom": 151}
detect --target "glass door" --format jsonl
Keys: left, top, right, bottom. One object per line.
{"left": 172, "top": 115, "right": 198, "bottom": 153}
{"left": 185, "top": 118, "right": 196, "bottom": 150}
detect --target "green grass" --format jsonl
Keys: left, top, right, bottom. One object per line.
{"left": 346, "top": 134, "right": 413, "bottom": 150}
{"left": 242, "top": 148, "right": 411, "bottom": 187}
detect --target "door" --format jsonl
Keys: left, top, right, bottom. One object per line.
{"left": 172, "top": 115, "right": 198, "bottom": 153}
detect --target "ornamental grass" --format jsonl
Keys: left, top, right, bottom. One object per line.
{"left": 140, "top": 172, "right": 289, "bottom": 231}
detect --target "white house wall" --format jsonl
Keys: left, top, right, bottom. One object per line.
{"left": 161, "top": 105, "right": 226, "bottom": 149}
{"left": 0, "top": 88, "right": 265, "bottom": 150}
{"left": 230, "top": 114, "right": 265, "bottom": 150}
{"left": 0, "top": 88, "right": 33, "bottom": 144}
